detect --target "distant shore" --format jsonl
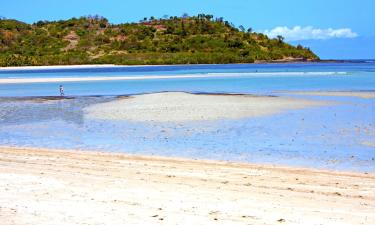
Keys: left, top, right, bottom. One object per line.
{"left": 0, "top": 146, "right": 374, "bottom": 225}
{"left": 0, "top": 72, "right": 348, "bottom": 84}
{"left": 0, "top": 60, "right": 365, "bottom": 71}
{"left": 0, "top": 64, "right": 124, "bottom": 71}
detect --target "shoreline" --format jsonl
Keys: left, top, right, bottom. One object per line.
{"left": 1, "top": 146, "right": 374, "bottom": 225}
{"left": 0, "top": 60, "right": 364, "bottom": 71}
{"left": 1, "top": 146, "right": 373, "bottom": 175}
{"left": 0, "top": 64, "right": 122, "bottom": 71}
{"left": 0, "top": 72, "right": 348, "bottom": 84}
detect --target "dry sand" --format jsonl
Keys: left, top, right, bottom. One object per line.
{"left": 84, "top": 92, "right": 331, "bottom": 122}
{"left": 0, "top": 147, "right": 374, "bottom": 225}
{"left": 289, "top": 91, "right": 375, "bottom": 99}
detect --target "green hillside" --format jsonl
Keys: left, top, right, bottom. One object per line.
{"left": 0, "top": 14, "right": 319, "bottom": 66}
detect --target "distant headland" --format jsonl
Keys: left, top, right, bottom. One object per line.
{"left": 0, "top": 14, "right": 319, "bottom": 67}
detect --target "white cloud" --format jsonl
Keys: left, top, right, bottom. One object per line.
{"left": 263, "top": 26, "right": 358, "bottom": 41}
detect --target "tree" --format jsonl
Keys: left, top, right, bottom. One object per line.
{"left": 276, "top": 35, "right": 284, "bottom": 43}
{"left": 181, "top": 21, "right": 187, "bottom": 36}
{"left": 0, "top": 14, "right": 318, "bottom": 66}
{"left": 247, "top": 27, "right": 253, "bottom": 33}
{"left": 205, "top": 15, "right": 213, "bottom": 21}
{"left": 215, "top": 17, "right": 224, "bottom": 23}
{"left": 35, "top": 20, "right": 47, "bottom": 27}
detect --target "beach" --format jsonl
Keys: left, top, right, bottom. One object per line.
{"left": 0, "top": 65, "right": 119, "bottom": 71}
{"left": 1, "top": 63, "right": 375, "bottom": 224}
{"left": 1, "top": 1, "right": 374, "bottom": 224}
{"left": 1, "top": 146, "right": 374, "bottom": 225}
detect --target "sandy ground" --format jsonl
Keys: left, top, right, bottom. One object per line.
{"left": 84, "top": 92, "right": 330, "bottom": 122}
{"left": 289, "top": 91, "right": 375, "bottom": 99}
{"left": 0, "top": 147, "right": 374, "bottom": 225}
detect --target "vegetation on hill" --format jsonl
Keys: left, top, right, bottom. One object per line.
{"left": 0, "top": 14, "right": 319, "bottom": 66}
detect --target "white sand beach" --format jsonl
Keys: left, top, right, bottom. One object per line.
{"left": 84, "top": 92, "right": 331, "bottom": 122}
{"left": 0, "top": 147, "right": 374, "bottom": 225}
{"left": 0, "top": 64, "right": 119, "bottom": 71}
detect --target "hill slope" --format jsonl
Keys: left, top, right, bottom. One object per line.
{"left": 0, "top": 15, "right": 319, "bottom": 66}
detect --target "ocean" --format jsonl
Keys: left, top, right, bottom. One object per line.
{"left": 0, "top": 62, "right": 374, "bottom": 172}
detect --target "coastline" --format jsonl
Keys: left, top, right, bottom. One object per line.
{"left": 0, "top": 72, "right": 348, "bottom": 84}
{"left": 0, "top": 64, "right": 120, "bottom": 71}
{"left": 0, "top": 60, "right": 361, "bottom": 71}
{"left": 1, "top": 146, "right": 374, "bottom": 225}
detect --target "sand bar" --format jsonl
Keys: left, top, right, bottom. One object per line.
{"left": 0, "top": 146, "right": 374, "bottom": 225}
{"left": 289, "top": 91, "right": 375, "bottom": 99}
{"left": 84, "top": 92, "right": 331, "bottom": 122}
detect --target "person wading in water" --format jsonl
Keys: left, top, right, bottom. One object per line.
{"left": 59, "top": 85, "right": 65, "bottom": 96}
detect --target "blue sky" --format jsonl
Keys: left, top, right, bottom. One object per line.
{"left": 1, "top": 0, "right": 374, "bottom": 59}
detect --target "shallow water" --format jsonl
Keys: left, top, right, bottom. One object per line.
{"left": 0, "top": 63, "right": 374, "bottom": 172}
{"left": 1, "top": 62, "right": 375, "bottom": 97}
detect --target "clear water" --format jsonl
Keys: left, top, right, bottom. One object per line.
{"left": 0, "top": 62, "right": 374, "bottom": 172}
{"left": 1, "top": 62, "right": 375, "bottom": 97}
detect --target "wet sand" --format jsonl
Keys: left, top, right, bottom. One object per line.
{"left": 84, "top": 92, "right": 330, "bottom": 122}
{"left": 0, "top": 146, "right": 374, "bottom": 225}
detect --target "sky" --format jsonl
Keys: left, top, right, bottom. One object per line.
{"left": 1, "top": 0, "right": 374, "bottom": 59}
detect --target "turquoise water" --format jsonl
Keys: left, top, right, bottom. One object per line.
{"left": 1, "top": 62, "right": 375, "bottom": 97}
{"left": 0, "top": 63, "right": 374, "bottom": 172}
